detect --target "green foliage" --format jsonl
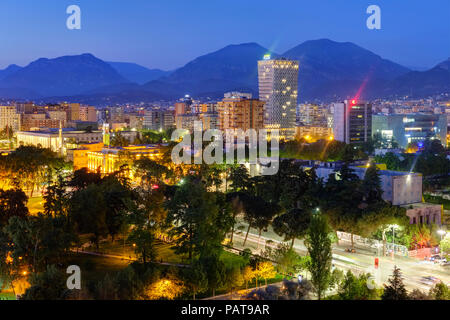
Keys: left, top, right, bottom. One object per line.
{"left": 128, "top": 227, "right": 157, "bottom": 265}
{"left": 44, "top": 170, "right": 69, "bottom": 217}
{"left": 165, "top": 175, "right": 233, "bottom": 260}
{"left": 69, "top": 183, "right": 108, "bottom": 247}
{"left": 224, "top": 264, "right": 244, "bottom": 294}
{"left": 336, "top": 271, "right": 381, "bottom": 300}
{"left": 440, "top": 234, "right": 450, "bottom": 254}
{"left": 182, "top": 259, "right": 208, "bottom": 299}
{"left": 279, "top": 139, "right": 364, "bottom": 162}
{"left": 21, "top": 265, "right": 69, "bottom": 300}
{"left": 4, "top": 214, "right": 76, "bottom": 273}
{"left": 273, "top": 209, "right": 310, "bottom": 248}
{"left": 0, "top": 145, "right": 65, "bottom": 196}
{"left": 133, "top": 157, "right": 172, "bottom": 184}
{"left": 0, "top": 188, "right": 29, "bottom": 228}
{"left": 270, "top": 243, "right": 310, "bottom": 276}
{"left": 229, "top": 165, "right": 252, "bottom": 192}
{"left": 304, "top": 214, "right": 332, "bottom": 300}
{"left": 381, "top": 266, "right": 408, "bottom": 300}
{"left": 68, "top": 174, "right": 135, "bottom": 246}
{"left": 201, "top": 254, "right": 226, "bottom": 297}
{"left": 110, "top": 132, "right": 129, "bottom": 147}
{"left": 429, "top": 282, "right": 450, "bottom": 300}
{"left": 375, "top": 141, "right": 450, "bottom": 177}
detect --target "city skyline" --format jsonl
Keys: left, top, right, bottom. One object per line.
{"left": 0, "top": 0, "right": 449, "bottom": 70}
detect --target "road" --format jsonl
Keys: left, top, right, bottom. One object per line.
{"left": 230, "top": 223, "right": 450, "bottom": 293}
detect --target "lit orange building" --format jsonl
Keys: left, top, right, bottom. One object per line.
{"left": 86, "top": 144, "right": 165, "bottom": 175}
{"left": 68, "top": 142, "right": 104, "bottom": 170}
{"left": 217, "top": 96, "right": 264, "bottom": 132}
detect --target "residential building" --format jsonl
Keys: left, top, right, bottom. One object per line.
{"left": 79, "top": 106, "right": 97, "bottom": 122}
{"left": 217, "top": 93, "right": 264, "bottom": 131}
{"left": 0, "top": 105, "right": 20, "bottom": 131}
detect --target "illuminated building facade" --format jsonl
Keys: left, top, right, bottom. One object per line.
{"left": 200, "top": 112, "right": 218, "bottom": 130}
{"left": 175, "top": 114, "right": 199, "bottom": 132}
{"left": 87, "top": 144, "right": 164, "bottom": 175}
{"left": 372, "top": 113, "right": 447, "bottom": 148}
{"left": 67, "top": 142, "right": 104, "bottom": 170}
{"left": 143, "top": 110, "right": 175, "bottom": 131}
{"left": 0, "top": 105, "right": 20, "bottom": 131}
{"left": 333, "top": 100, "right": 372, "bottom": 144}
{"left": 258, "top": 56, "right": 299, "bottom": 140}
{"left": 298, "top": 104, "right": 329, "bottom": 127}
{"left": 217, "top": 93, "right": 264, "bottom": 131}
{"left": 294, "top": 126, "right": 333, "bottom": 142}
{"left": 16, "top": 129, "right": 103, "bottom": 154}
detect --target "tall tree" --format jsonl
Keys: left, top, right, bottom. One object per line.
{"left": 0, "top": 188, "right": 29, "bottom": 227}
{"left": 304, "top": 213, "right": 333, "bottom": 300}
{"left": 166, "top": 176, "right": 231, "bottom": 260}
{"left": 272, "top": 208, "right": 310, "bottom": 248}
{"left": 44, "top": 171, "right": 68, "bottom": 217}
{"left": 182, "top": 259, "right": 208, "bottom": 300}
{"left": 229, "top": 165, "right": 252, "bottom": 193}
{"left": 128, "top": 227, "right": 157, "bottom": 265}
{"left": 361, "top": 162, "right": 384, "bottom": 205}
{"left": 201, "top": 254, "right": 226, "bottom": 297}
{"left": 69, "top": 183, "right": 108, "bottom": 248}
{"left": 381, "top": 266, "right": 408, "bottom": 300}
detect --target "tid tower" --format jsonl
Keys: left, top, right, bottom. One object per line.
{"left": 258, "top": 54, "right": 299, "bottom": 140}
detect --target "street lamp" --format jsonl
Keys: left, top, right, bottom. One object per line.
{"left": 438, "top": 230, "right": 446, "bottom": 241}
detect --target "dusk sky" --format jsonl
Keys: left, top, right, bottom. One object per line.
{"left": 1, "top": 0, "right": 449, "bottom": 70}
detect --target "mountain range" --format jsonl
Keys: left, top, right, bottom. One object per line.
{"left": 0, "top": 39, "right": 448, "bottom": 104}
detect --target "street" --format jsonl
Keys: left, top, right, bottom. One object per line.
{"left": 230, "top": 222, "right": 450, "bottom": 293}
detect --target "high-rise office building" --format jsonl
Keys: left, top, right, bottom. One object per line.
{"left": 333, "top": 100, "right": 372, "bottom": 144}
{"left": 258, "top": 56, "right": 299, "bottom": 140}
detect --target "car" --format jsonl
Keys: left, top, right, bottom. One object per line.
{"left": 420, "top": 276, "right": 441, "bottom": 286}
{"left": 430, "top": 254, "right": 441, "bottom": 261}
{"left": 431, "top": 255, "right": 448, "bottom": 264}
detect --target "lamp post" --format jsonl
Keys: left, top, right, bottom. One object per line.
{"left": 438, "top": 230, "right": 446, "bottom": 241}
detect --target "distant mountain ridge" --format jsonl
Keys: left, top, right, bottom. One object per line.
{"left": 0, "top": 40, "right": 448, "bottom": 104}
{"left": 0, "top": 53, "right": 129, "bottom": 97}
{"left": 142, "top": 42, "right": 279, "bottom": 97}
{"left": 381, "top": 58, "right": 450, "bottom": 97}
{"left": 0, "top": 64, "right": 23, "bottom": 80}
{"left": 107, "top": 61, "right": 171, "bottom": 84}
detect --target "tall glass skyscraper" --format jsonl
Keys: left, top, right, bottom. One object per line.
{"left": 258, "top": 56, "right": 299, "bottom": 140}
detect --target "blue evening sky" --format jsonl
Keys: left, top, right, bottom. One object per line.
{"left": 0, "top": 0, "right": 449, "bottom": 70}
